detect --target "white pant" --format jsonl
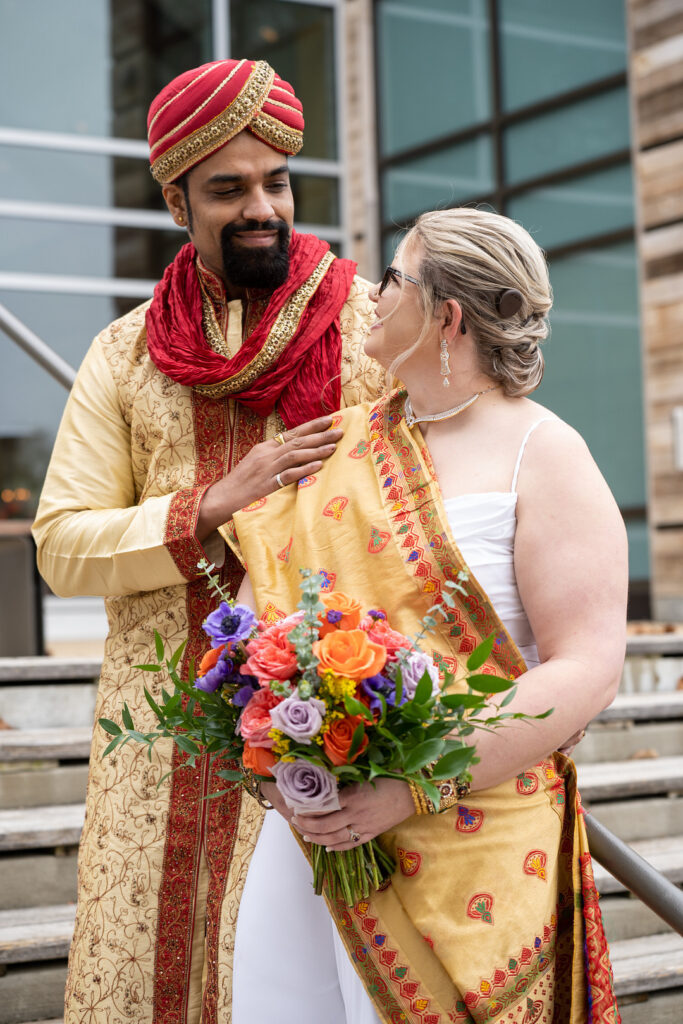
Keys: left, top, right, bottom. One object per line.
{"left": 232, "top": 810, "right": 382, "bottom": 1024}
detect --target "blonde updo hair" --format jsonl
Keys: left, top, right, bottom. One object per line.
{"left": 401, "top": 207, "right": 552, "bottom": 397}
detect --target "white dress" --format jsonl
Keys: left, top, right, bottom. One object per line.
{"left": 231, "top": 421, "right": 552, "bottom": 1023}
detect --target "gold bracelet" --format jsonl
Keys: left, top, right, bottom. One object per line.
{"left": 408, "top": 779, "right": 434, "bottom": 815}
{"left": 433, "top": 775, "right": 470, "bottom": 812}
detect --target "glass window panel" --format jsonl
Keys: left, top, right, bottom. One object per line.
{"left": 376, "top": 0, "right": 490, "bottom": 157}
{"left": 290, "top": 174, "right": 339, "bottom": 227}
{"left": 499, "top": 0, "right": 627, "bottom": 112}
{"left": 0, "top": 290, "right": 119, "bottom": 470}
{"left": 0, "top": 147, "right": 167, "bottom": 212}
{"left": 0, "top": 218, "right": 182, "bottom": 281}
{"left": 0, "top": 0, "right": 211, "bottom": 140}
{"left": 504, "top": 88, "right": 631, "bottom": 186}
{"left": 383, "top": 136, "right": 494, "bottom": 223}
{"left": 230, "top": 1, "right": 337, "bottom": 161}
{"left": 506, "top": 164, "right": 635, "bottom": 252}
{"left": 626, "top": 520, "right": 650, "bottom": 582}
{"left": 536, "top": 242, "right": 645, "bottom": 513}
{"left": 111, "top": 0, "right": 212, "bottom": 140}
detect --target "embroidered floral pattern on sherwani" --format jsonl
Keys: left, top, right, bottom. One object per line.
{"left": 31, "top": 276, "right": 382, "bottom": 1023}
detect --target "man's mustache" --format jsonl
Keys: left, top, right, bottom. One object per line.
{"left": 221, "top": 219, "right": 290, "bottom": 242}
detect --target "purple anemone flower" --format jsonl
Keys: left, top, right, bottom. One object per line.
{"left": 232, "top": 679, "right": 259, "bottom": 707}
{"left": 195, "top": 656, "right": 234, "bottom": 694}
{"left": 360, "top": 673, "right": 405, "bottom": 713}
{"left": 203, "top": 602, "right": 257, "bottom": 647}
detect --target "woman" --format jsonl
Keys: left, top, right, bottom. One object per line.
{"left": 226, "top": 208, "right": 627, "bottom": 1023}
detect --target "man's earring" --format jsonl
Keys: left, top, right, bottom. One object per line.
{"left": 177, "top": 214, "right": 185, "bottom": 225}
{"left": 440, "top": 338, "right": 451, "bottom": 388}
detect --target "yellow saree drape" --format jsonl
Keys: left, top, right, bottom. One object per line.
{"left": 226, "top": 391, "right": 620, "bottom": 1024}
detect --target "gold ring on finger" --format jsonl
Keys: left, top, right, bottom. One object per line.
{"left": 274, "top": 432, "right": 287, "bottom": 446}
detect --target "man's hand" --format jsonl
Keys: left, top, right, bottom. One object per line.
{"left": 196, "top": 415, "right": 342, "bottom": 540}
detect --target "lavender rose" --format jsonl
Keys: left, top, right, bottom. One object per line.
{"left": 271, "top": 759, "right": 341, "bottom": 815}
{"left": 203, "top": 602, "right": 257, "bottom": 646}
{"left": 269, "top": 694, "right": 326, "bottom": 744}
{"left": 400, "top": 651, "right": 441, "bottom": 699}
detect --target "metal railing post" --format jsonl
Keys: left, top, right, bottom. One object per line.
{"left": 585, "top": 811, "right": 683, "bottom": 936}
{"left": 0, "top": 300, "right": 75, "bottom": 390}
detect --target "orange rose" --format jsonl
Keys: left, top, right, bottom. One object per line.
{"left": 242, "top": 743, "right": 276, "bottom": 777}
{"left": 323, "top": 715, "right": 369, "bottom": 766}
{"left": 318, "top": 592, "right": 363, "bottom": 637}
{"left": 199, "top": 644, "right": 227, "bottom": 675}
{"left": 313, "top": 629, "right": 386, "bottom": 681}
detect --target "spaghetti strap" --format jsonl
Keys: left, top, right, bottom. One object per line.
{"left": 511, "top": 418, "right": 556, "bottom": 493}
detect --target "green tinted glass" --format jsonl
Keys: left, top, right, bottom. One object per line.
{"left": 504, "top": 88, "right": 631, "bottom": 186}
{"left": 230, "top": 1, "right": 337, "bottom": 160}
{"left": 537, "top": 242, "right": 645, "bottom": 510}
{"left": 376, "top": 0, "right": 490, "bottom": 157}
{"left": 383, "top": 136, "right": 494, "bottom": 223}
{"left": 290, "top": 175, "right": 339, "bottom": 227}
{"left": 499, "top": 0, "right": 627, "bottom": 111}
{"left": 507, "top": 164, "right": 635, "bottom": 251}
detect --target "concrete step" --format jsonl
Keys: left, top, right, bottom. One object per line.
{"left": 578, "top": 756, "right": 683, "bottom": 801}
{"left": 596, "top": 690, "right": 683, "bottom": 722}
{"left": 0, "top": 728, "right": 92, "bottom": 762}
{"left": 0, "top": 851, "right": 78, "bottom": 912}
{"left": 574, "top": 720, "right": 683, "bottom": 764}
{"left": 592, "top": 834, "right": 683, "bottom": 896}
{"left": 0, "top": 765, "right": 88, "bottom": 811}
{"left": 0, "top": 905, "right": 75, "bottom": 964}
{"left": 611, "top": 931, "right": 683, "bottom": 997}
{"left": 0, "top": 805, "right": 84, "bottom": 852}
{"left": 619, "top": 988, "right": 683, "bottom": 1024}
{"left": 601, "top": 893, "right": 676, "bottom": 943}
{"left": 0, "top": 658, "right": 101, "bottom": 683}
{"left": 0, "top": 965, "right": 67, "bottom": 1024}
{"left": 584, "top": 795, "right": 683, "bottom": 843}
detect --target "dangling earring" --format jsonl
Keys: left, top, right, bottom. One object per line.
{"left": 440, "top": 338, "right": 451, "bottom": 388}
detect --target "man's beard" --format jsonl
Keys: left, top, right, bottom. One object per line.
{"left": 220, "top": 219, "right": 291, "bottom": 291}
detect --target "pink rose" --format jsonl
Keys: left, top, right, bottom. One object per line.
{"left": 236, "top": 688, "right": 283, "bottom": 748}
{"left": 366, "top": 619, "right": 412, "bottom": 661}
{"left": 242, "top": 621, "right": 299, "bottom": 684}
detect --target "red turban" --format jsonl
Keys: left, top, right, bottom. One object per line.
{"left": 148, "top": 58, "right": 304, "bottom": 184}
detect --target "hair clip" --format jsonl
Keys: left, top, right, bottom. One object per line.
{"left": 496, "top": 289, "right": 523, "bottom": 318}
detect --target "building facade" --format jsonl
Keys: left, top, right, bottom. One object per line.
{"left": 1, "top": 0, "right": 681, "bottom": 619}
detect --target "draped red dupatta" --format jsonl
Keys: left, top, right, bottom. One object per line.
{"left": 145, "top": 231, "right": 357, "bottom": 427}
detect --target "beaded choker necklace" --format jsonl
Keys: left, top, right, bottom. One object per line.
{"left": 404, "top": 385, "right": 499, "bottom": 429}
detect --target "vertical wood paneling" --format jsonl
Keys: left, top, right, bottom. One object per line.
{"left": 629, "top": 0, "right": 683, "bottom": 619}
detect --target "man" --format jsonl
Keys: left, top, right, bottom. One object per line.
{"left": 32, "top": 58, "right": 382, "bottom": 1022}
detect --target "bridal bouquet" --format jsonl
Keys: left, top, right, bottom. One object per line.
{"left": 100, "top": 563, "right": 548, "bottom": 906}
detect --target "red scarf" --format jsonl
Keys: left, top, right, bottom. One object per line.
{"left": 145, "top": 232, "right": 356, "bottom": 428}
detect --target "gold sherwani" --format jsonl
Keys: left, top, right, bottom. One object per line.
{"left": 32, "top": 275, "right": 383, "bottom": 1024}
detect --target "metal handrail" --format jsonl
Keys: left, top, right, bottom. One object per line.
{"left": 585, "top": 812, "right": 683, "bottom": 936}
{"left": 1, "top": 299, "right": 75, "bottom": 389}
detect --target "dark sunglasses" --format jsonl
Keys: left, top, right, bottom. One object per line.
{"left": 378, "top": 266, "right": 466, "bottom": 333}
